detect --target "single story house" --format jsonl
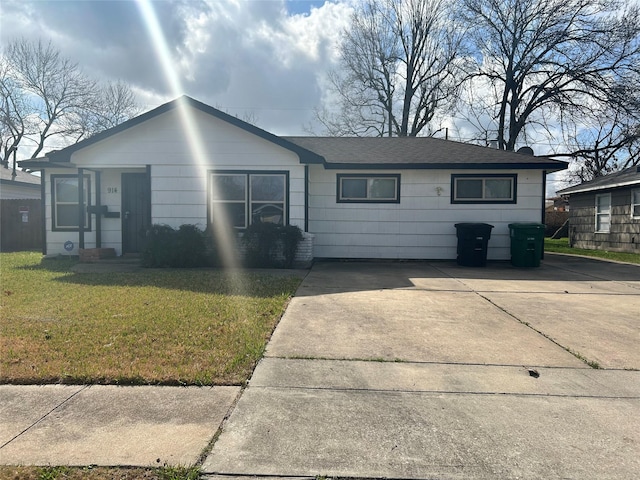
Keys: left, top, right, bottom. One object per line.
{"left": 557, "top": 166, "right": 640, "bottom": 253}
{"left": 19, "top": 96, "right": 567, "bottom": 262}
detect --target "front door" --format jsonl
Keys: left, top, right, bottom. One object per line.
{"left": 122, "top": 172, "right": 150, "bottom": 254}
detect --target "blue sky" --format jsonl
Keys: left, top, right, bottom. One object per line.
{"left": 286, "top": 0, "right": 328, "bottom": 15}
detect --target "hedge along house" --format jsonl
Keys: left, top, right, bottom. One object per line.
{"left": 557, "top": 166, "right": 640, "bottom": 254}
{"left": 19, "top": 96, "right": 567, "bottom": 262}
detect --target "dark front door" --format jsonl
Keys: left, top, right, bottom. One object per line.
{"left": 122, "top": 172, "right": 150, "bottom": 254}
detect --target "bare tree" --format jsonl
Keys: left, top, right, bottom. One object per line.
{"left": 318, "top": 0, "right": 463, "bottom": 137}
{"left": 1, "top": 38, "right": 139, "bottom": 160}
{"left": 76, "top": 80, "right": 141, "bottom": 139}
{"left": 557, "top": 110, "right": 640, "bottom": 181}
{"left": 459, "top": 0, "right": 640, "bottom": 153}
{"left": 0, "top": 57, "right": 32, "bottom": 170}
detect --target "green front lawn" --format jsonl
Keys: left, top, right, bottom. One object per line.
{"left": 545, "top": 238, "right": 640, "bottom": 265}
{"left": 0, "top": 252, "right": 302, "bottom": 385}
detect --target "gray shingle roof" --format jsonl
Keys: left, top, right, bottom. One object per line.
{"left": 557, "top": 166, "right": 640, "bottom": 195}
{"left": 284, "top": 136, "right": 567, "bottom": 171}
{"left": 0, "top": 167, "right": 41, "bottom": 185}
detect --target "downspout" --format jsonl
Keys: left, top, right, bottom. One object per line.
{"left": 541, "top": 170, "right": 547, "bottom": 260}
{"left": 146, "top": 165, "right": 152, "bottom": 224}
{"left": 304, "top": 164, "right": 309, "bottom": 233}
{"left": 95, "top": 170, "right": 102, "bottom": 248}
{"left": 78, "top": 168, "right": 84, "bottom": 250}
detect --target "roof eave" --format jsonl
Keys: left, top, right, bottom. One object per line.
{"left": 322, "top": 161, "right": 568, "bottom": 171}
{"left": 0, "top": 179, "right": 41, "bottom": 188}
{"left": 44, "top": 96, "right": 325, "bottom": 165}
{"left": 558, "top": 179, "right": 640, "bottom": 195}
{"left": 18, "top": 157, "right": 76, "bottom": 170}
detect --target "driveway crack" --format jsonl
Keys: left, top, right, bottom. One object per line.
{"left": 0, "top": 385, "right": 90, "bottom": 450}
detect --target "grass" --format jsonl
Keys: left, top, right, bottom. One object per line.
{"left": 545, "top": 238, "right": 640, "bottom": 265}
{"left": 0, "top": 465, "right": 200, "bottom": 480}
{"left": 0, "top": 252, "right": 302, "bottom": 385}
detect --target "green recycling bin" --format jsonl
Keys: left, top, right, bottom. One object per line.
{"left": 508, "top": 223, "right": 545, "bottom": 267}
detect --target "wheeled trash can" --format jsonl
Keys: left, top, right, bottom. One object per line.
{"left": 508, "top": 223, "right": 545, "bottom": 267}
{"left": 454, "top": 223, "right": 494, "bottom": 267}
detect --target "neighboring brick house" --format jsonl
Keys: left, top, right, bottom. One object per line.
{"left": 557, "top": 166, "right": 640, "bottom": 253}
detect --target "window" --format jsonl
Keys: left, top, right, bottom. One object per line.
{"left": 51, "top": 175, "right": 91, "bottom": 231}
{"left": 595, "top": 193, "right": 611, "bottom": 232}
{"left": 451, "top": 174, "right": 516, "bottom": 204}
{"left": 632, "top": 189, "right": 640, "bottom": 218}
{"left": 209, "top": 171, "right": 287, "bottom": 228}
{"left": 337, "top": 174, "right": 400, "bottom": 203}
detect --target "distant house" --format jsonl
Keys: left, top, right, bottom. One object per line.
{"left": 19, "top": 96, "right": 567, "bottom": 261}
{"left": 557, "top": 166, "right": 640, "bottom": 254}
{"left": 545, "top": 196, "right": 569, "bottom": 212}
{"left": 0, "top": 167, "right": 41, "bottom": 199}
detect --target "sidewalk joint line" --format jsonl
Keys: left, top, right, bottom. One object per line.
{"left": 247, "top": 384, "right": 640, "bottom": 400}
{"left": 0, "top": 385, "right": 90, "bottom": 450}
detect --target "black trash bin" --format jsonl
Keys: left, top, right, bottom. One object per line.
{"left": 508, "top": 223, "right": 545, "bottom": 267}
{"left": 454, "top": 223, "right": 494, "bottom": 267}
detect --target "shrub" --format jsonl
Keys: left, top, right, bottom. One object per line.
{"left": 280, "top": 224, "right": 304, "bottom": 268}
{"left": 242, "top": 222, "right": 303, "bottom": 268}
{"left": 142, "top": 224, "right": 177, "bottom": 267}
{"left": 175, "top": 224, "right": 208, "bottom": 267}
{"left": 142, "top": 224, "right": 209, "bottom": 268}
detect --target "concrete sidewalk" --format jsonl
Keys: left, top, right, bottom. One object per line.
{"left": 203, "top": 256, "right": 640, "bottom": 479}
{"left": 1, "top": 255, "right": 639, "bottom": 478}
{"left": 0, "top": 385, "right": 239, "bottom": 467}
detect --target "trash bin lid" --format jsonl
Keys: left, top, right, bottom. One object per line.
{"left": 455, "top": 223, "right": 495, "bottom": 229}
{"left": 508, "top": 222, "right": 545, "bottom": 229}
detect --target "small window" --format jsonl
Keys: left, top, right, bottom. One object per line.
{"left": 337, "top": 174, "right": 400, "bottom": 203}
{"left": 595, "top": 193, "right": 611, "bottom": 232}
{"left": 632, "top": 189, "right": 640, "bottom": 218}
{"left": 209, "top": 171, "right": 287, "bottom": 228}
{"left": 451, "top": 174, "right": 516, "bottom": 204}
{"left": 51, "top": 175, "right": 91, "bottom": 231}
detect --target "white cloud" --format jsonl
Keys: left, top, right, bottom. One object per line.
{"left": 1, "top": 0, "right": 353, "bottom": 136}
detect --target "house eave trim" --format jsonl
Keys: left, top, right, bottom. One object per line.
{"left": 322, "top": 162, "right": 567, "bottom": 171}
{"left": 558, "top": 179, "right": 640, "bottom": 195}
{"left": 40, "top": 96, "right": 325, "bottom": 166}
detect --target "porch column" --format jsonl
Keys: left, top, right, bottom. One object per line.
{"left": 78, "top": 168, "right": 84, "bottom": 250}
{"left": 95, "top": 170, "right": 102, "bottom": 248}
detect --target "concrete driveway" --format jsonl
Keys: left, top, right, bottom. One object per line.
{"left": 204, "top": 254, "right": 640, "bottom": 479}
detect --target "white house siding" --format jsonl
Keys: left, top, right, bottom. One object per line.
{"left": 44, "top": 106, "right": 305, "bottom": 256}
{"left": 308, "top": 166, "right": 544, "bottom": 260}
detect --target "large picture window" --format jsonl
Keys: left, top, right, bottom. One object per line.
{"left": 451, "top": 174, "right": 517, "bottom": 204}
{"left": 209, "top": 171, "right": 287, "bottom": 228}
{"left": 51, "top": 175, "right": 91, "bottom": 231}
{"left": 595, "top": 193, "right": 611, "bottom": 232}
{"left": 337, "top": 174, "right": 400, "bottom": 203}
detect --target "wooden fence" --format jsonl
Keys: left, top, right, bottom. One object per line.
{"left": 1, "top": 199, "right": 43, "bottom": 252}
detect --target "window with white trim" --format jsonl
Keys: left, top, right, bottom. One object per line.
{"left": 51, "top": 175, "right": 91, "bottom": 231}
{"left": 209, "top": 171, "right": 287, "bottom": 228}
{"left": 337, "top": 174, "right": 400, "bottom": 203}
{"left": 451, "top": 174, "right": 516, "bottom": 203}
{"left": 632, "top": 189, "right": 640, "bottom": 218}
{"left": 595, "top": 193, "right": 611, "bottom": 232}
